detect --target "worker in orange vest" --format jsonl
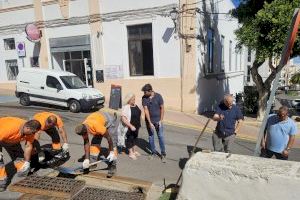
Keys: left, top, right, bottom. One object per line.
{"left": 75, "top": 112, "right": 118, "bottom": 177}
{"left": 33, "top": 112, "right": 69, "bottom": 166}
{"left": 0, "top": 117, "right": 41, "bottom": 192}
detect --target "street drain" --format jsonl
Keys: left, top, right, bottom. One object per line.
{"left": 9, "top": 175, "right": 85, "bottom": 198}
{"left": 72, "top": 187, "right": 145, "bottom": 200}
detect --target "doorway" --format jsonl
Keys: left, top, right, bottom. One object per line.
{"left": 61, "top": 51, "right": 93, "bottom": 87}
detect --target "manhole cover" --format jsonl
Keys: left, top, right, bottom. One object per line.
{"left": 72, "top": 187, "right": 145, "bottom": 200}
{"left": 9, "top": 175, "right": 85, "bottom": 198}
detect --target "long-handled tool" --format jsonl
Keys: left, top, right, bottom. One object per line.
{"left": 174, "top": 118, "right": 211, "bottom": 188}
{"left": 57, "top": 159, "right": 108, "bottom": 175}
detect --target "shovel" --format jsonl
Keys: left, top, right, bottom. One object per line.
{"left": 57, "top": 159, "right": 108, "bottom": 175}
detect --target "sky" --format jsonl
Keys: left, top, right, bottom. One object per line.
{"left": 232, "top": 0, "right": 241, "bottom": 7}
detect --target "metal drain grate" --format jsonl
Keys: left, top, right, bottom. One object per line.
{"left": 9, "top": 175, "right": 85, "bottom": 198}
{"left": 72, "top": 187, "right": 145, "bottom": 200}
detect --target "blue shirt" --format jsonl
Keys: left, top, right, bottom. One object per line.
{"left": 142, "top": 92, "right": 164, "bottom": 123}
{"left": 215, "top": 103, "right": 244, "bottom": 138}
{"left": 266, "top": 114, "right": 297, "bottom": 153}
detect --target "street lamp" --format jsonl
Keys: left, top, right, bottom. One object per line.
{"left": 170, "top": 7, "right": 179, "bottom": 32}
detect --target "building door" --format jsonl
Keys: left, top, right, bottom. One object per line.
{"left": 62, "top": 51, "right": 93, "bottom": 87}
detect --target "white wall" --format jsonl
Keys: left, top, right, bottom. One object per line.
{"left": 101, "top": 16, "right": 180, "bottom": 79}
{"left": 0, "top": 8, "right": 35, "bottom": 27}
{"left": 100, "top": 0, "right": 177, "bottom": 13}
{"left": 0, "top": 0, "right": 32, "bottom": 8}
{"left": 69, "top": 0, "right": 89, "bottom": 18}
{"left": 0, "top": 31, "right": 40, "bottom": 82}
{"left": 196, "top": 0, "right": 245, "bottom": 113}
{"left": 42, "top": 4, "right": 63, "bottom": 21}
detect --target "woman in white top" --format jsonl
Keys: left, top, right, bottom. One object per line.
{"left": 120, "top": 93, "right": 142, "bottom": 160}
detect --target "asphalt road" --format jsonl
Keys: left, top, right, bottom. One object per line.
{"left": 0, "top": 101, "right": 300, "bottom": 198}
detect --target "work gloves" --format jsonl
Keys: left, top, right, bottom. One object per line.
{"left": 83, "top": 159, "right": 90, "bottom": 169}
{"left": 17, "top": 161, "right": 30, "bottom": 177}
{"left": 107, "top": 151, "right": 117, "bottom": 162}
{"left": 62, "top": 143, "right": 69, "bottom": 152}
{"left": 38, "top": 152, "right": 45, "bottom": 163}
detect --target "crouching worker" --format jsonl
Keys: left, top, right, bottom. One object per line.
{"left": 0, "top": 117, "right": 41, "bottom": 192}
{"left": 33, "top": 112, "right": 69, "bottom": 167}
{"left": 75, "top": 112, "right": 118, "bottom": 177}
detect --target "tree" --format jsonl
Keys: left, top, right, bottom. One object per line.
{"left": 232, "top": 0, "right": 300, "bottom": 119}
{"left": 290, "top": 73, "right": 300, "bottom": 85}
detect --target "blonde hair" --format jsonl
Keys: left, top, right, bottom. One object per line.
{"left": 123, "top": 93, "right": 135, "bottom": 105}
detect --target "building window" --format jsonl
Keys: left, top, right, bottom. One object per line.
{"left": 127, "top": 24, "right": 153, "bottom": 76}
{"left": 207, "top": 28, "right": 214, "bottom": 73}
{"left": 247, "top": 48, "right": 251, "bottom": 62}
{"left": 247, "top": 65, "right": 251, "bottom": 82}
{"left": 220, "top": 35, "right": 225, "bottom": 72}
{"left": 46, "top": 76, "right": 62, "bottom": 89}
{"left": 5, "top": 59, "right": 19, "bottom": 80}
{"left": 229, "top": 40, "right": 232, "bottom": 71}
{"left": 4, "top": 38, "right": 15, "bottom": 50}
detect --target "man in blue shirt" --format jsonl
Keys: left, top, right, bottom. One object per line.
{"left": 261, "top": 106, "right": 297, "bottom": 160}
{"left": 212, "top": 94, "right": 244, "bottom": 153}
{"left": 141, "top": 84, "right": 166, "bottom": 163}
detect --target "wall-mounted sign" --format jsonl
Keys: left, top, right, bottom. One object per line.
{"left": 25, "top": 24, "right": 41, "bottom": 42}
{"left": 104, "top": 65, "right": 123, "bottom": 79}
{"left": 16, "top": 42, "right": 26, "bottom": 57}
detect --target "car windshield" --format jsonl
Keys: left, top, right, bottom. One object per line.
{"left": 60, "top": 76, "right": 87, "bottom": 89}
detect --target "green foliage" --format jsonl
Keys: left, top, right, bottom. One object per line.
{"left": 243, "top": 86, "right": 259, "bottom": 114}
{"left": 290, "top": 73, "right": 300, "bottom": 84}
{"left": 233, "top": 0, "right": 300, "bottom": 62}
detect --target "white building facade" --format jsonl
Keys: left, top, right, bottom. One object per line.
{"left": 0, "top": 0, "right": 249, "bottom": 113}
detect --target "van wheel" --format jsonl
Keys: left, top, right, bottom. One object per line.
{"left": 69, "top": 100, "right": 81, "bottom": 113}
{"left": 20, "top": 94, "right": 30, "bottom": 106}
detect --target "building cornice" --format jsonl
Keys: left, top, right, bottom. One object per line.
{"left": 0, "top": 4, "right": 176, "bottom": 35}
{"left": 0, "top": 4, "right": 34, "bottom": 13}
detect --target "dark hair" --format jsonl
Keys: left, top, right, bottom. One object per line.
{"left": 141, "top": 84, "right": 153, "bottom": 92}
{"left": 278, "top": 106, "right": 289, "bottom": 113}
{"left": 46, "top": 115, "right": 57, "bottom": 126}
{"left": 75, "top": 124, "right": 88, "bottom": 135}
{"left": 24, "top": 120, "right": 41, "bottom": 133}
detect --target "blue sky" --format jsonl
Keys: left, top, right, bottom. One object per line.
{"left": 292, "top": 56, "right": 300, "bottom": 65}
{"left": 232, "top": 0, "right": 240, "bottom": 7}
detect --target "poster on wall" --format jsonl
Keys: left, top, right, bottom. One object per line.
{"left": 104, "top": 65, "right": 124, "bottom": 79}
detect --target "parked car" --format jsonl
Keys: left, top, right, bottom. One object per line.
{"left": 15, "top": 68, "right": 105, "bottom": 112}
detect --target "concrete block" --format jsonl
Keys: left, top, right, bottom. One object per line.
{"left": 177, "top": 152, "right": 300, "bottom": 200}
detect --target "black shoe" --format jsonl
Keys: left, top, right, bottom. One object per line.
{"left": 107, "top": 164, "right": 116, "bottom": 178}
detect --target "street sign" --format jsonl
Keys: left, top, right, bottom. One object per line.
{"left": 16, "top": 42, "right": 26, "bottom": 57}
{"left": 25, "top": 24, "right": 41, "bottom": 42}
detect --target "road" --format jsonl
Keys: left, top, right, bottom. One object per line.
{"left": 0, "top": 101, "right": 300, "bottom": 198}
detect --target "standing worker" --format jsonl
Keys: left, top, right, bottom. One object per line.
{"left": 33, "top": 112, "right": 69, "bottom": 166}
{"left": 212, "top": 94, "right": 244, "bottom": 153}
{"left": 0, "top": 117, "right": 41, "bottom": 192}
{"left": 75, "top": 112, "right": 118, "bottom": 177}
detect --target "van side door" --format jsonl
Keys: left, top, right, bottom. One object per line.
{"left": 44, "top": 75, "right": 68, "bottom": 107}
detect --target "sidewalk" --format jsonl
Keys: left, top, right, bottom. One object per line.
{"left": 101, "top": 107, "right": 300, "bottom": 148}
{"left": 1, "top": 88, "right": 299, "bottom": 148}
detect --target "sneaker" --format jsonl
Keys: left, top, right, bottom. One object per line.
{"left": 161, "top": 155, "right": 166, "bottom": 163}
{"left": 148, "top": 154, "right": 156, "bottom": 160}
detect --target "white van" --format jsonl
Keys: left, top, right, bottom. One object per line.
{"left": 15, "top": 68, "right": 105, "bottom": 112}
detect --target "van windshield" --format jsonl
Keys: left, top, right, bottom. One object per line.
{"left": 60, "top": 76, "right": 87, "bottom": 89}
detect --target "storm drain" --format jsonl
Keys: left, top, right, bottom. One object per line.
{"left": 72, "top": 187, "right": 145, "bottom": 200}
{"left": 9, "top": 175, "right": 85, "bottom": 198}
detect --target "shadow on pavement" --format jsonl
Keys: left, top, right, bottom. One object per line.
{"left": 136, "top": 138, "right": 152, "bottom": 155}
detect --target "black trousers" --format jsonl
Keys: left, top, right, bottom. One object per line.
{"left": 260, "top": 148, "right": 288, "bottom": 160}
{"left": 126, "top": 129, "right": 139, "bottom": 149}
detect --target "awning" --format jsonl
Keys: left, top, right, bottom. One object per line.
{"left": 49, "top": 35, "right": 90, "bottom": 53}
